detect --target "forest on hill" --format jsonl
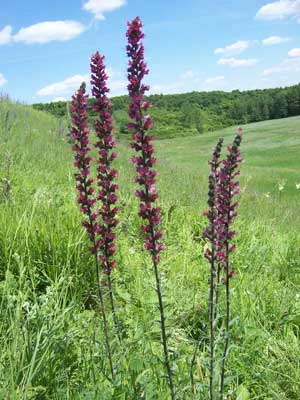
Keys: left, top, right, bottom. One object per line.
{"left": 32, "top": 83, "right": 300, "bottom": 138}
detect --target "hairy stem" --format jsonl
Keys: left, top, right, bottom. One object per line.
{"left": 107, "top": 273, "right": 119, "bottom": 335}
{"left": 83, "top": 176, "right": 115, "bottom": 381}
{"left": 209, "top": 244, "right": 215, "bottom": 400}
{"left": 214, "top": 265, "right": 221, "bottom": 321}
{"left": 152, "top": 257, "right": 175, "bottom": 400}
{"left": 219, "top": 216, "right": 230, "bottom": 398}
{"left": 190, "top": 335, "right": 204, "bottom": 396}
{"left": 93, "top": 248, "right": 115, "bottom": 381}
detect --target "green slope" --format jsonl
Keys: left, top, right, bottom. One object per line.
{"left": 0, "top": 99, "right": 300, "bottom": 398}
{"left": 33, "top": 83, "right": 300, "bottom": 139}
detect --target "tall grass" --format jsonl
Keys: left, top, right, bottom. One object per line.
{"left": 0, "top": 97, "right": 300, "bottom": 398}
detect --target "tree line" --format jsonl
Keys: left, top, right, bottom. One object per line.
{"left": 32, "top": 83, "right": 300, "bottom": 138}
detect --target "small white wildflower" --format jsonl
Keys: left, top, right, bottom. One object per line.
{"left": 278, "top": 180, "right": 286, "bottom": 192}
{"left": 128, "top": 247, "right": 135, "bottom": 254}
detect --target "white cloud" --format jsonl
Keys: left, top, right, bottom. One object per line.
{"left": 150, "top": 71, "right": 226, "bottom": 94}
{"left": 256, "top": 0, "right": 300, "bottom": 21}
{"left": 262, "top": 57, "right": 300, "bottom": 76}
{"left": 262, "top": 36, "right": 290, "bottom": 45}
{"left": 37, "top": 68, "right": 127, "bottom": 98}
{"left": 104, "top": 67, "right": 127, "bottom": 96}
{"left": 218, "top": 58, "right": 258, "bottom": 68}
{"left": 37, "top": 74, "right": 89, "bottom": 97}
{"left": 288, "top": 48, "right": 300, "bottom": 57}
{"left": 51, "top": 97, "right": 67, "bottom": 102}
{"left": 150, "top": 81, "right": 185, "bottom": 94}
{"left": 180, "top": 70, "right": 195, "bottom": 79}
{"left": 108, "top": 78, "right": 127, "bottom": 96}
{"left": 13, "top": 21, "right": 85, "bottom": 44}
{"left": 205, "top": 76, "right": 225, "bottom": 84}
{"left": 83, "top": 0, "right": 126, "bottom": 20}
{"left": 0, "top": 25, "right": 12, "bottom": 45}
{"left": 0, "top": 73, "right": 7, "bottom": 86}
{"left": 214, "top": 40, "right": 252, "bottom": 56}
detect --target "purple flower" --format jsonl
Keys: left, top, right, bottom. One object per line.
{"left": 214, "top": 130, "right": 242, "bottom": 277}
{"left": 126, "top": 17, "right": 175, "bottom": 398}
{"left": 90, "top": 51, "right": 119, "bottom": 275}
{"left": 126, "top": 17, "right": 164, "bottom": 264}
{"left": 203, "top": 130, "right": 242, "bottom": 279}
{"left": 203, "top": 130, "right": 242, "bottom": 398}
{"left": 70, "top": 82, "right": 99, "bottom": 245}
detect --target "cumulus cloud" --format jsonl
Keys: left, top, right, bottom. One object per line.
{"left": 13, "top": 21, "right": 85, "bottom": 44}
{"left": 150, "top": 72, "right": 227, "bottom": 94}
{"left": 205, "top": 76, "right": 225, "bottom": 84}
{"left": 150, "top": 81, "right": 185, "bottom": 95}
{"left": 262, "top": 36, "right": 290, "bottom": 45}
{"left": 0, "top": 25, "right": 12, "bottom": 45}
{"left": 262, "top": 57, "right": 300, "bottom": 76}
{"left": 0, "top": 73, "right": 7, "bottom": 86}
{"left": 217, "top": 58, "right": 258, "bottom": 68}
{"left": 51, "top": 97, "right": 67, "bottom": 102}
{"left": 37, "top": 68, "right": 127, "bottom": 98}
{"left": 214, "top": 40, "right": 252, "bottom": 56}
{"left": 180, "top": 70, "right": 195, "bottom": 79}
{"left": 37, "top": 74, "right": 89, "bottom": 97}
{"left": 83, "top": 0, "right": 126, "bottom": 20}
{"left": 108, "top": 78, "right": 127, "bottom": 96}
{"left": 103, "top": 67, "right": 127, "bottom": 96}
{"left": 256, "top": 0, "right": 300, "bottom": 21}
{"left": 288, "top": 48, "right": 300, "bottom": 57}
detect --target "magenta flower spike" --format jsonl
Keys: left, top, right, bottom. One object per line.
{"left": 217, "top": 129, "right": 242, "bottom": 399}
{"left": 70, "top": 82, "right": 98, "bottom": 245}
{"left": 215, "top": 130, "right": 242, "bottom": 279}
{"left": 203, "top": 129, "right": 242, "bottom": 399}
{"left": 126, "top": 17, "right": 175, "bottom": 399}
{"left": 71, "top": 81, "right": 115, "bottom": 380}
{"left": 90, "top": 51, "right": 119, "bottom": 276}
{"left": 203, "top": 138, "right": 224, "bottom": 266}
{"left": 202, "top": 137, "right": 224, "bottom": 400}
{"left": 126, "top": 17, "right": 164, "bottom": 264}
{"left": 204, "top": 131, "right": 242, "bottom": 286}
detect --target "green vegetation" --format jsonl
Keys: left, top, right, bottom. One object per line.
{"left": 1, "top": 97, "right": 300, "bottom": 398}
{"left": 33, "top": 83, "right": 300, "bottom": 138}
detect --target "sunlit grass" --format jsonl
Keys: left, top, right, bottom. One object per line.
{"left": 0, "top": 99, "right": 300, "bottom": 398}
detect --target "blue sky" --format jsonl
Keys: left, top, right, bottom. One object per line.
{"left": 0, "top": 0, "right": 299, "bottom": 103}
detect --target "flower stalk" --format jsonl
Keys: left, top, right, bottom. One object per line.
{"left": 217, "top": 130, "right": 242, "bottom": 400}
{"left": 203, "top": 129, "right": 242, "bottom": 399}
{"left": 70, "top": 81, "right": 115, "bottom": 381}
{"left": 126, "top": 16, "right": 175, "bottom": 399}
{"left": 203, "top": 137, "right": 224, "bottom": 400}
{"left": 90, "top": 51, "right": 120, "bottom": 331}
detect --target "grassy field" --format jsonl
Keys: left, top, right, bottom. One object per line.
{"left": 0, "top": 98, "right": 300, "bottom": 399}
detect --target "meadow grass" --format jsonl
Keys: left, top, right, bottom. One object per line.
{"left": 0, "top": 98, "right": 300, "bottom": 399}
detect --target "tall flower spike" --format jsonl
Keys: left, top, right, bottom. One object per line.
{"left": 203, "top": 129, "right": 242, "bottom": 399}
{"left": 127, "top": 17, "right": 163, "bottom": 264}
{"left": 202, "top": 137, "right": 224, "bottom": 400}
{"left": 215, "top": 130, "right": 242, "bottom": 280}
{"left": 203, "top": 137, "right": 224, "bottom": 256}
{"left": 204, "top": 137, "right": 226, "bottom": 319}
{"left": 127, "top": 17, "right": 175, "bottom": 400}
{"left": 71, "top": 81, "right": 115, "bottom": 380}
{"left": 217, "top": 129, "right": 242, "bottom": 400}
{"left": 70, "top": 82, "right": 98, "bottom": 245}
{"left": 90, "top": 51, "right": 119, "bottom": 276}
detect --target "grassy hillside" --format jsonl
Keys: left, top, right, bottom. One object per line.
{"left": 0, "top": 98, "right": 300, "bottom": 398}
{"left": 33, "top": 83, "right": 300, "bottom": 139}
{"left": 155, "top": 116, "right": 300, "bottom": 228}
